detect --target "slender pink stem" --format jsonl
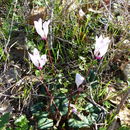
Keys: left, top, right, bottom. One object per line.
{"left": 40, "top": 70, "right": 60, "bottom": 116}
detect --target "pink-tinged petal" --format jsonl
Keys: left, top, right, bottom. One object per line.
{"left": 94, "top": 49, "right": 100, "bottom": 57}
{"left": 40, "top": 54, "right": 47, "bottom": 68}
{"left": 42, "top": 20, "right": 50, "bottom": 39}
{"left": 33, "top": 48, "right": 39, "bottom": 55}
{"left": 95, "top": 56, "right": 102, "bottom": 60}
{"left": 99, "top": 42, "right": 109, "bottom": 57}
{"left": 29, "top": 48, "right": 47, "bottom": 69}
{"left": 43, "top": 20, "right": 50, "bottom": 29}
{"left": 41, "top": 37, "right": 47, "bottom": 41}
{"left": 94, "top": 35, "right": 110, "bottom": 58}
{"left": 33, "top": 48, "right": 40, "bottom": 61}
{"left": 41, "top": 54, "right": 47, "bottom": 62}
{"left": 104, "top": 37, "right": 111, "bottom": 44}
{"left": 95, "top": 35, "right": 103, "bottom": 48}
{"left": 38, "top": 18, "right": 42, "bottom": 24}
{"left": 37, "top": 66, "right": 42, "bottom": 70}
{"left": 34, "top": 18, "right": 43, "bottom": 30}
{"left": 28, "top": 52, "right": 39, "bottom": 68}
{"left": 99, "top": 35, "right": 103, "bottom": 40}
{"left": 34, "top": 18, "right": 44, "bottom": 38}
{"left": 72, "top": 108, "right": 77, "bottom": 113}
{"left": 95, "top": 36, "right": 100, "bottom": 49}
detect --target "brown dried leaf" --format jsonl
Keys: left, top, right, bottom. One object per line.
{"left": 118, "top": 106, "right": 130, "bottom": 126}
{"left": 27, "top": 7, "right": 47, "bottom": 25}
{"left": 105, "top": 86, "right": 122, "bottom": 105}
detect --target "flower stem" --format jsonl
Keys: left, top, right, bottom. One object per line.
{"left": 40, "top": 70, "right": 60, "bottom": 117}
{"left": 45, "top": 40, "right": 53, "bottom": 64}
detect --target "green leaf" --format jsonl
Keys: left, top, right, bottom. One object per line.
{"left": 119, "top": 126, "right": 130, "bottom": 130}
{"left": 68, "top": 102, "right": 99, "bottom": 128}
{"left": 37, "top": 112, "right": 53, "bottom": 129}
{"left": 50, "top": 97, "right": 68, "bottom": 116}
{"left": 103, "top": 101, "right": 112, "bottom": 109}
{"left": 87, "top": 113, "right": 98, "bottom": 124}
{"left": 60, "top": 88, "right": 68, "bottom": 93}
{"left": 99, "top": 128, "right": 107, "bottom": 130}
{"left": 68, "top": 118, "right": 89, "bottom": 128}
{"left": 68, "top": 112, "right": 98, "bottom": 128}
{"left": 30, "top": 102, "right": 44, "bottom": 114}
{"left": 79, "top": 56, "right": 86, "bottom": 63}
{"left": 35, "top": 70, "right": 41, "bottom": 77}
{"left": 14, "top": 115, "right": 29, "bottom": 130}
{"left": 87, "top": 69, "right": 98, "bottom": 83}
{"left": 38, "top": 118, "right": 53, "bottom": 129}
{"left": 85, "top": 103, "right": 94, "bottom": 112}
{"left": 0, "top": 113, "right": 10, "bottom": 129}
{"left": 85, "top": 103, "right": 100, "bottom": 113}
{"left": 27, "top": 41, "right": 35, "bottom": 49}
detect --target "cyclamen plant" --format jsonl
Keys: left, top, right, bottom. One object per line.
{"left": 34, "top": 18, "right": 53, "bottom": 65}
{"left": 28, "top": 48, "right": 47, "bottom": 70}
{"left": 29, "top": 18, "right": 111, "bottom": 129}
{"left": 94, "top": 35, "right": 110, "bottom": 59}
{"left": 34, "top": 18, "right": 50, "bottom": 40}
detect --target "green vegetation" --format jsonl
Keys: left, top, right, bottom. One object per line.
{"left": 0, "top": 0, "right": 130, "bottom": 129}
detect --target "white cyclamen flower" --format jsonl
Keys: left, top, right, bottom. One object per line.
{"left": 94, "top": 35, "right": 110, "bottom": 59}
{"left": 75, "top": 73, "right": 85, "bottom": 87}
{"left": 79, "top": 9, "right": 85, "bottom": 17}
{"left": 28, "top": 48, "right": 47, "bottom": 69}
{"left": 34, "top": 18, "right": 50, "bottom": 40}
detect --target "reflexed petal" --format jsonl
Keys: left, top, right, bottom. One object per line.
{"left": 37, "top": 18, "right": 43, "bottom": 28}
{"left": 34, "top": 18, "right": 44, "bottom": 38}
{"left": 99, "top": 43, "right": 109, "bottom": 57}
{"left": 42, "top": 20, "right": 50, "bottom": 39}
{"left": 29, "top": 48, "right": 47, "bottom": 69}
{"left": 95, "top": 35, "right": 103, "bottom": 48}
{"left": 99, "top": 35, "right": 103, "bottom": 41}
{"left": 94, "top": 35, "right": 110, "bottom": 58}
{"left": 33, "top": 48, "right": 40, "bottom": 57}
{"left": 40, "top": 54, "right": 48, "bottom": 68}
{"left": 75, "top": 73, "right": 85, "bottom": 87}
{"left": 28, "top": 52, "right": 39, "bottom": 68}
{"left": 104, "top": 37, "right": 111, "bottom": 44}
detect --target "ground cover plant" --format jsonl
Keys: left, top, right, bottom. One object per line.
{"left": 0, "top": 0, "right": 130, "bottom": 129}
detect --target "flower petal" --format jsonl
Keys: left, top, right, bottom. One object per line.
{"left": 94, "top": 35, "right": 110, "bottom": 58}
{"left": 42, "top": 20, "right": 50, "bottom": 39}
{"left": 28, "top": 52, "right": 39, "bottom": 68}
{"left": 75, "top": 73, "right": 85, "bottom": 87}
{"left": 39, "top": 54, "right": 48, "bottom": 68}
{"left": 33, "top": 48, "right": 40, "bottom": 57}
{"left": 34, "top": 18, "right": 44, "bottom": 38}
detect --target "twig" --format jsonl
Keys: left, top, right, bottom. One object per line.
{"left": 116, "top": 87, "right": 130, "bottom": 114}
{"left": 4, "top": 0, "right": 18, "bottom": 72}
{"left": 100, "top": 0, "right": 113, "bottom": 22}
{"left": 85, "top": 95, "right": 108, "bottom": 114}
{"left": 86, "top": 58, "right": 109, "bottom": 114}
{"left": 49, "top": 0, "right": 54, "bottom": 49}
{"left": 108, "top": 86, "right": 130, "bottom": 130}
{"left": 46, "top": 40, "right": 53, "bottom": 65}
{"left": 55, "top": 36, "right": 76, "bottom": 47}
